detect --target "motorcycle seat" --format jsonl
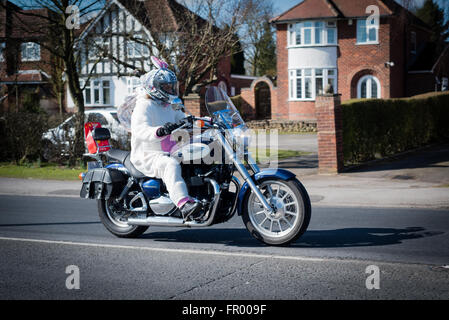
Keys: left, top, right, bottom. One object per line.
{"left": 106, "top": 149, "right": 147, "bottom": 179}
{"left": 123, "top": 155, "right": 147, "bottom": 179}
{"left": 106, "top": 149, "right": 129, "bottom": 164}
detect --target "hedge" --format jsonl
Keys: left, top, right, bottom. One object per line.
{"left": 342, "top": 92, "right": 449, "bottom": 165}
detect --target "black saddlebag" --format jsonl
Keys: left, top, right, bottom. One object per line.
{"left": 80, "top": 168, "right": 127, "bottom": 200}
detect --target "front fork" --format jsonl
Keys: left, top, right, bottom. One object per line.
{"left": 215, "top": 131, "right": 274, "bottom": 214}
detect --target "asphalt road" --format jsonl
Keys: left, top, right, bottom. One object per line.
{"left": 0, "top": 195, "right": 448, "bottom": 300}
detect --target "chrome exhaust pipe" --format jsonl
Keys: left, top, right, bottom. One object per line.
{"left": 127, "top": 178, "right": 221, "bottom": 228}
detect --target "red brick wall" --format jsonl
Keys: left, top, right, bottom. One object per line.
{"left": 338, "top": 18, "right": 391, "bottom": 100}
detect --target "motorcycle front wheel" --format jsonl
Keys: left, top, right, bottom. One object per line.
{"left": 242, "top": 178, "right": 311, "bottom": 246}
{"left": 98, "top": 198, "right": 148, "bottom": 238}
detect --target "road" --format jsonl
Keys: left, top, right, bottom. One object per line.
{"left": 0, "top": 195, "right": 448, "bottom": 299}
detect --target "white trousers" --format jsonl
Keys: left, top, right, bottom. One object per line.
{"left": 139, "top": 153, "right": 189, "bottom": 205}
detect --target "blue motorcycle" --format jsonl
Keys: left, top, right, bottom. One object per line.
{"left": 80, "top": 87, "right": 311, "bottom": 245}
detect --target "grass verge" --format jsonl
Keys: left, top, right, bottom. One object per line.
{"left": 249, "top": 149, "right": 312, "bottom": 163}
{"left": 0, "top": 162, "right": 85, "bottom": 181}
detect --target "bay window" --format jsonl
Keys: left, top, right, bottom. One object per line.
{"left": 288, "top": 21, "right": 337, "bottom": 46}
{"left": 289, "top": 68, "right": 337, "bottom": 100}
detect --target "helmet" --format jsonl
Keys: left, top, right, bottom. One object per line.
{"left": 141, "top": 65, "right": 179, "bottom": 103}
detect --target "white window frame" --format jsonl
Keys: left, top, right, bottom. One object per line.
{"left": 21, "top": 42, "right": 41, "bottom": 61}
{"left": 81, "top": 78, "right": 112, "bottom": 106}
{"left": 356, "top": 19, "right": 379, "bottom": 45}
{"left": 126, "top": 76, "right": 140, "bottom": 95}
{"left": 289, "top": 68, "right": 338, "bottom": 101}
{"left": 288, "top": 20, "right": 337, "bottom": 47}
{"left": 0, "top": 42, "right": 5, "bottom": 62}
{"left": 357, "top": 75, "right": 381, "bottom": 99}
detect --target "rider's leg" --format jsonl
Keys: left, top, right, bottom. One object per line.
{"left": 151, "top": 155, "right": 201, "bottom": 219}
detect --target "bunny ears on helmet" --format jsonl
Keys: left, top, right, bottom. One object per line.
{"left": 151, "top": 56, "right": 169, "bottom": 69}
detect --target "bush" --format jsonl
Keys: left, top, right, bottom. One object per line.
{"left": 0, "top": 112, "right": 49, "bottom": 163}
{"left": 342, "top": 92, "right": 449, "bottom": 165}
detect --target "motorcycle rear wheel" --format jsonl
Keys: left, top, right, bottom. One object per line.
{"left": 242, "top": 178, "right": 311, "bottom": 246}
{"left": 98, "top": 199, "right": 148, "bottom": 238}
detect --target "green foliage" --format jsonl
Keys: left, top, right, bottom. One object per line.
{"left": 0, "top": 112, "right": 49, "bottom": 163}
{"left": 253, "top": 21, "right": 276, "bottom": 77}
{"left": 415, "top": 0, "right": 449, "bottom": 44}
{"left": 22, "top": 92, "right": 42, "bottom": 114}
{"left": 342, "top": 93, "right": 449, "bottom": 165}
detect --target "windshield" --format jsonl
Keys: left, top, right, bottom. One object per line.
{"left": 205, "top": 86, "right": 246, "bottom": 130}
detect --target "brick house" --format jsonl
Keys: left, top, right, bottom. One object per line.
{"left": 0, "top": 1, "right": 60, "bottom": 113}
{"left": 270, "top": 0, "right": 449, "bottom": 121}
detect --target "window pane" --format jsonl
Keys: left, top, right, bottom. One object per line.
{"left": 304, "top": 29, "right": 311, "bottom": 44}
{"left": 85, "top": 88, "right": 91, "bottom": 104}
{"left": 371, "top": 79, "right": 378, "bottom": 98}
{"left": 315, "top": 28, "right": 322, "bottom": 44}
{"left": 316, "top": 77, "right": 323, "bottom": 96}
{"left": 304, "top": 69, "right": 312, "bottom": 76}
{"left": 357, "top": 20, "right": 367, "bottom": 43}
{"left": 296, "top": 69, "right": 302, "bottom": 77}
{"left": 327, "top": 28, "right": 335, "bottom": 44}
{"left": 102, "top": 80, "right": 110, "bottom": 88}
{"left": 316, "top": 69, "right": 323, "bottom": 76}
{"left": 295, "top": 24, "right": 301, "bottom": 44}
{"left": 94, "top": 88, "right": 100, "bottom": 104}
{"left": 328, "top": 78, "right": 335, "bottom": 92}
{"left": 361, "top": 80, "right": 367, "bottom": 98}
{"left": 305, "top": 78, "right": 312, "bottom": 98}
{"left": 304, "top": 22, "right": 312, "bottom": 28}
{"left": 327, "top": 69, "right": 335, "bottom": 76}
{"left": 368, "top": 27, "right": 377, "bottom": 42}
{"left": 103, "top": 87, "right": 110, "bottom": 104}
{"left": 296, "top": 78, "right": 302, "bottom": 99}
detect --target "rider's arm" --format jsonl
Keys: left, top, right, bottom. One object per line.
{"left": 131, "top": 100, "right": 163, "bottom": 142}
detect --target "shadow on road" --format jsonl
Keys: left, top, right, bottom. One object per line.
{"left": 143, "top": 226, "right": 443, "bottom": 248}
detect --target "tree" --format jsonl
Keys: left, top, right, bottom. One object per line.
{"left": 415, "top": 0, "right": 449, "bottom": 45}
{"left": 239, "top": 0, "right": 274, "bottom": 76}
{"left": 2, "top": 0, "right": 106, "bottom": 162}
{"left": 253, "top": 21, "right": 276, "bottom": 77}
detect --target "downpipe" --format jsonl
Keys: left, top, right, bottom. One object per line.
{"left": 127, "top": 178, "right": 221, "bottom": 228}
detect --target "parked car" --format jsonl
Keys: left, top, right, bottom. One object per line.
{"left": 42, "top": 108, "right": 129, "bottom": 160}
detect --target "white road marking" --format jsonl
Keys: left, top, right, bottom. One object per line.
{"left": 0, "top": 236, "right": 327, "bottom": 262}
{"left": 0, "top": 236, "right": 431, "bottom": 267}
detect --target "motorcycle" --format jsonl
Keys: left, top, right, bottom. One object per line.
{"left": 80, "top": 86, "right": 311, "bottom": 246}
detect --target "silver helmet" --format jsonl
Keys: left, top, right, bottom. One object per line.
{"left": 141, "top": 57, "right": 179, "bottom": 103}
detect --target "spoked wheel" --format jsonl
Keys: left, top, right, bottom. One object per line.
{"left": 98, "top": 198, "right": 148, "bottom": 238}
{"left": 242, "top": 178, "right": 311, "bottom": 246}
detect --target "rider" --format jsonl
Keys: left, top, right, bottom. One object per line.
{"left": 130, "top": 60, "right": 202, "bottom": 220}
